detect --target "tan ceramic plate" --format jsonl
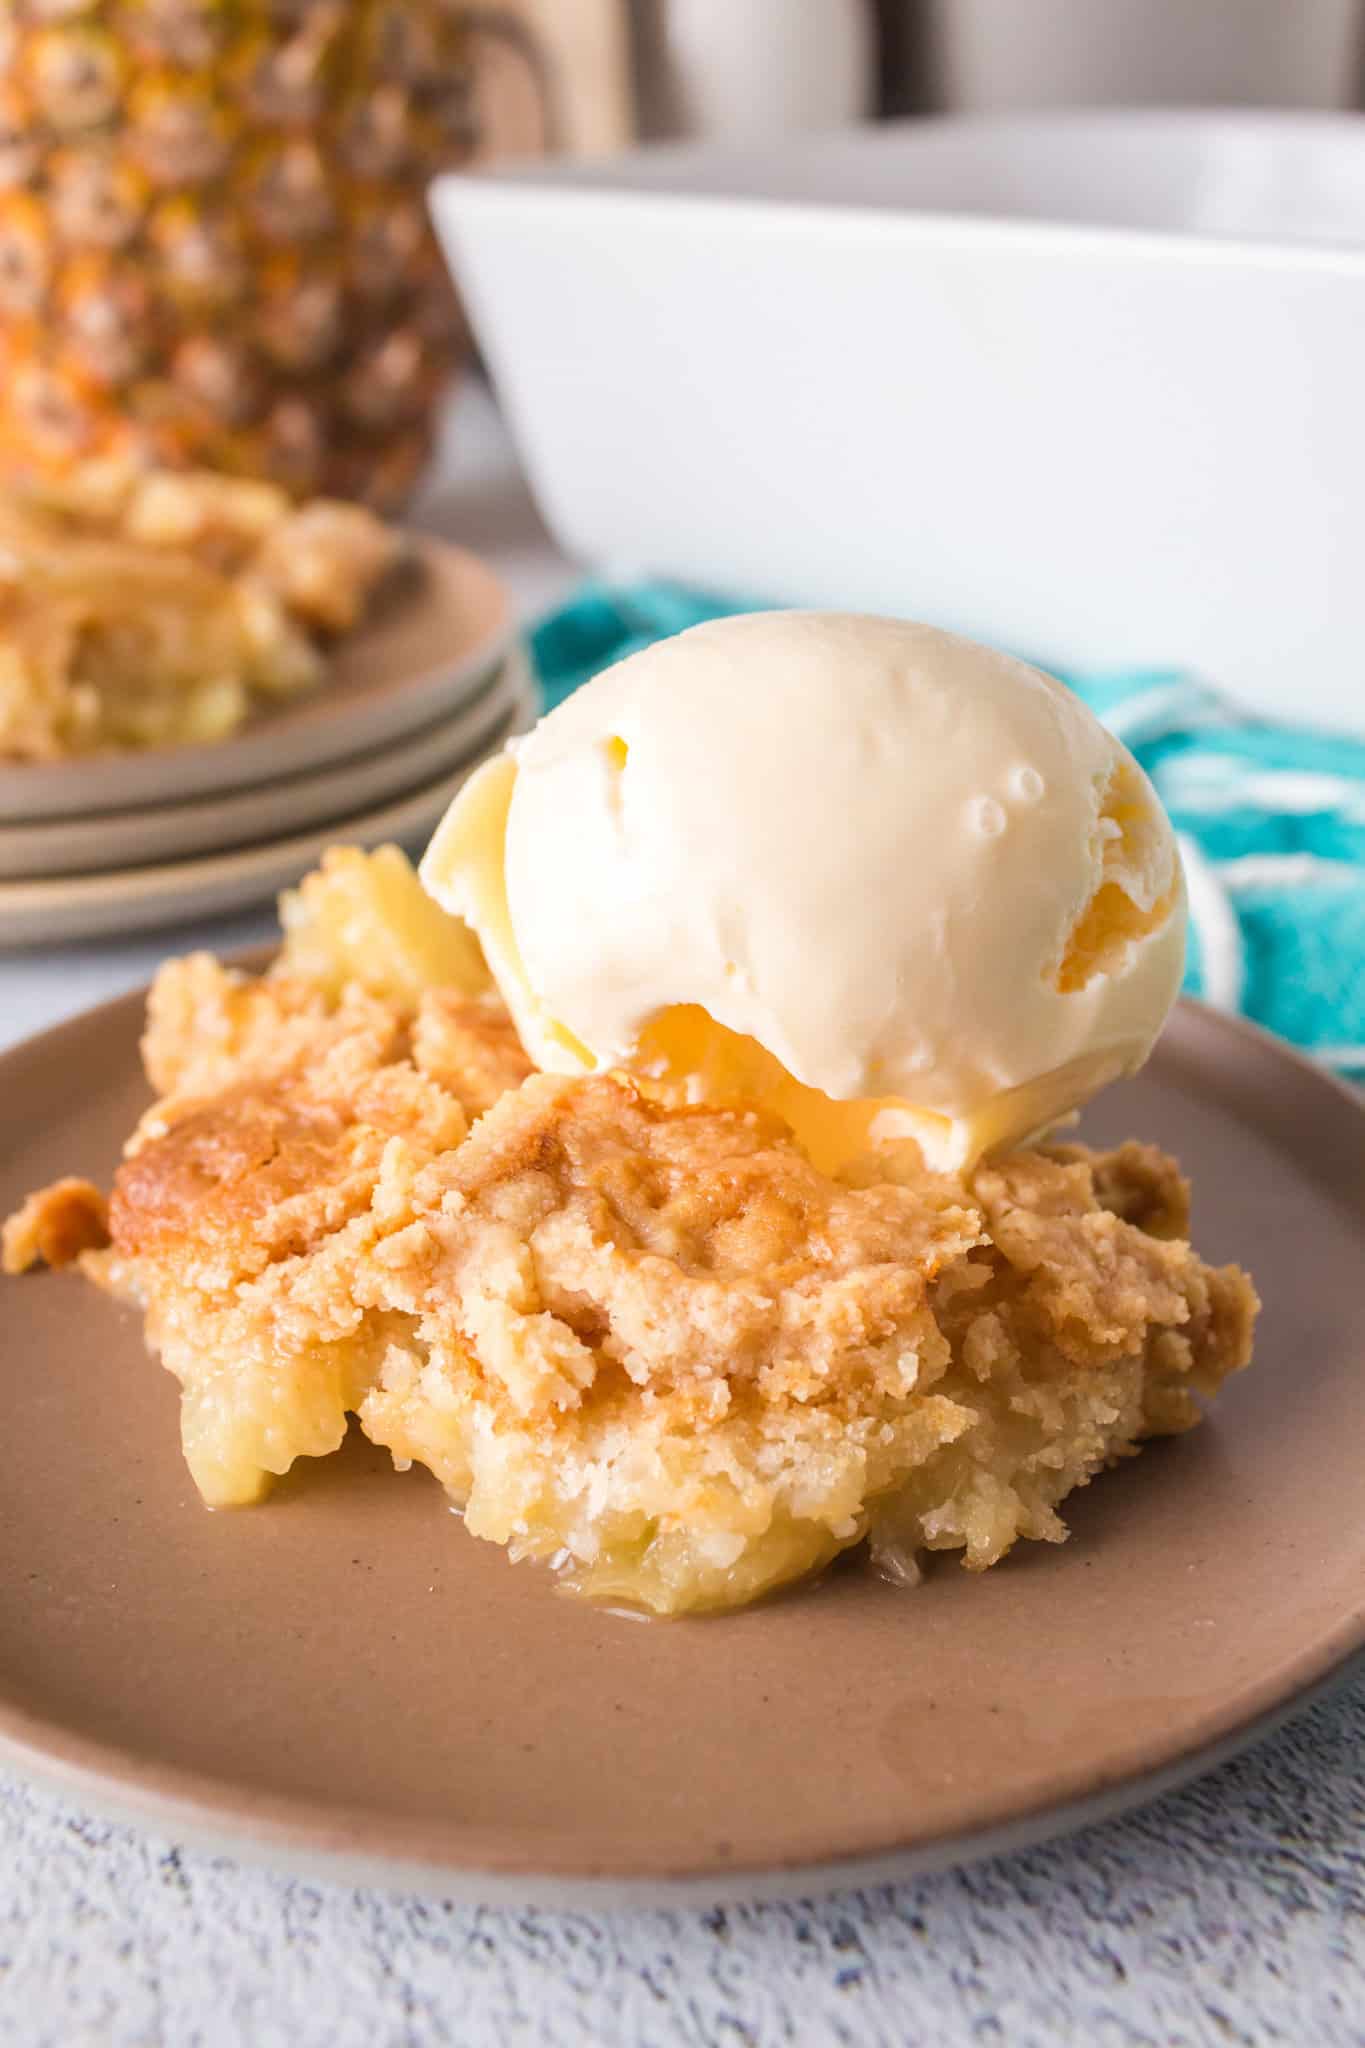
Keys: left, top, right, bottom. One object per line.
{"left": 1, "top": 997, "right": 1362, "bottom": 1906}
{"left": 0, "top": 650, "right": 528, "bottom": 882}
{"left": 0, "top": 540, "right": 515, "bottom": 825}
{"left": 0, "top": 665, "right": 536, "bottom": 948}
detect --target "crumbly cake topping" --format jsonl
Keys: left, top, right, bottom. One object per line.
{"left": 3, "top": 849, "right": 1258, "bottom": 1615}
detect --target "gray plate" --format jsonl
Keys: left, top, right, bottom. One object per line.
{"left": 0, "top": 998, "right": 1361, "bottom": 1906}
{"left": 0, "top": 652, "right": 528, "bottom": 881}
{"left": 0, "top": 668, "right": 536, "bottom": 947}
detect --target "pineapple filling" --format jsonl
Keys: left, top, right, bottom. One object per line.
{"left": 280, "top": 844, "right": 489, "bottom": 1006}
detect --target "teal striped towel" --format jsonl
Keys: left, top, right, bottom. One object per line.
{"left": 531, "top": 583, "right": 1365, "bottom": 1084}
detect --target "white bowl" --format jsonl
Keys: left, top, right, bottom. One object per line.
{"left": 433, "top": 111, "right": 1365, "bottom": 731}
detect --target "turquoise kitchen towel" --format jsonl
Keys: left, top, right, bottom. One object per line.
{"left": 530, "top": 583, "right": 1365, "bottom": 1083}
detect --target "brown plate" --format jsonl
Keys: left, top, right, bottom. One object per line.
{"left": 0, "top": 652, "right": 525, "bottom": 882}
{"left": 1, "top": 992, "right": 1362, "bottom": 1905}
{"left": 0, "top": 540, "right": 515, "bottom": 825}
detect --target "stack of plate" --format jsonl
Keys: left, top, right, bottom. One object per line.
{"left": 0, "top": 541, "right": 535, "bottom": 947}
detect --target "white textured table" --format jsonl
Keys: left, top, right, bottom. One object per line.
{"left": 3, "top": 388, "right": 1362, "bottom": 2048}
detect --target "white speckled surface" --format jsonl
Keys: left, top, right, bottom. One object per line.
{"left": 3, "top": 1673, "right": 1364, "bottom": 2046}
{"left": 3, "top": 388, "right": 1363, "bottom": 2044}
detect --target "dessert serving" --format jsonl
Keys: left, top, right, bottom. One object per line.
{"left": 0, "top": 467, "right": 402, "bottom": 760}
{"left": 3, "top": 615, "right": 1258, "bottom": 1617}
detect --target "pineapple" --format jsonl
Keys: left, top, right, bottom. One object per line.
{"left": 278, "top": 842, "right": 491, "bottom": 1006}
{"left": 0, "top": 2, "right": 478, "bottom": 507}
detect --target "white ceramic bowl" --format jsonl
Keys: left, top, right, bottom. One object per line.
{"left": 433, "top": 111, "right": 1365, "bottom": 731}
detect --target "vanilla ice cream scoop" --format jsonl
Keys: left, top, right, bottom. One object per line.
{"left": 421, "top": 612, "right": 1186, "bottom": 1171}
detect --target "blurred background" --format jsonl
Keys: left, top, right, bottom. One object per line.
{"left": 499, "top": 0, "right": 1365, "bottom": 149}
{"left": 635, "top": 0, "right": 1365, "bottom": 138}
{"left": 484, "top": 0, "right": 1365, "bottom": 151}
{"left": 4, "top": 0, "right": 1362, "bottom": 510}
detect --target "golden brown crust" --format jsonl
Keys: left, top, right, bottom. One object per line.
{"left": 140, "top": 953, "right": 336, "bottom": 1098}
{"left": 410, "top": 991, "right": 535, "bottom": 1118}
{"left": 971, "top": 1150, "right": 1197, "bottom": 1368}
{"left": 139, "top": 953, "right": 526, "bottom": 1128}
{"left": 97, "top": 996, "right": 472, "bottom": 1508}
{"left": 361, "top": 1071, "right": 981, "bottom": 1414}
{"left": 1, "top": 1177, "right": 109, "bottom": 1274}
{"left": 1051, "top": 1137, "right": 1191, "bottom": 1240}
{"left": 112, "top": 1008, "right": 468, "bottom": 1278}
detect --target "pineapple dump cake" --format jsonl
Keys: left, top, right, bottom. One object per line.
{"left": 4, "top": 616, "right": 1259, "bottom": 1617}
{"left": 0, "top": 467, "right": 401, "bottom": 759}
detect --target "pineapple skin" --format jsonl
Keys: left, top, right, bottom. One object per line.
{"left": 0, "top": 1, "right": 477, "bottom": 507}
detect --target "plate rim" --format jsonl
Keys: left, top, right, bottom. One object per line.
{"left": 1, "top": 991, "right": 1362, "bottom": 1902}
{"left": 0, "top": 655, "right": 524, "bottom": 881}
{"left": 0, "top": 662, "right": 537, "bottom": 946}
{"left": 1, "top": 1642, "right": 1359, "bottom": 1909}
